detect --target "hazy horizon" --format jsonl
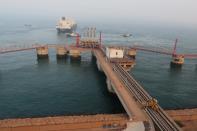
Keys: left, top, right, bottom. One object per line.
{"left": 0, "top": 0, "right": 197, "bottom": 29}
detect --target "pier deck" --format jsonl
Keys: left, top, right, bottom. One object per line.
{"left": 93, "top": 49, "right": 148, "bottom": 122}
{"left": 93, "top": 49, "right": 181, "bottom": 131}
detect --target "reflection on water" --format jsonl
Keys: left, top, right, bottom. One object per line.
{"left": 70, "top": 56, "right": 81, "bottom": 65}
{"left": 56, "top": 55, "right": 68, "bottom": 59}
{"left": 0, "top": 52, "right": 125, "bottom": 119}
{"left": 170, "top": 62, "right": 183, "bottom": 69}
{"left": 56, "top": 57, "right": 67, "bottom": 65}
{"left": 169, "top": 66, "right": 182, "bottom": 75}
{"left": 37, "top": 58, "right": 49, "bottom": 65}
{"left": 56, "top": 32, "right": 75, "bottom": 44}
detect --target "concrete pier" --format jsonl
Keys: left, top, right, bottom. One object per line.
{"left": 69, "top": 49, "right": 81, "bottom": 62}
{"left": 69, "top": 49, "right": 81, "bottom": 58}
{"left": 93, "top": 49, "right": 149, "bottom": 120}
{"left": 93, "top": 49, "right": 181, "bottom": 131}
{"left": 56, "top": 46, "right": 67, "bottom": 59}
{"left": 170, "top": 55, "right": 184, "bottom": 68}
{"left": 36, "top": 46, "right": 49, "bottom": 59}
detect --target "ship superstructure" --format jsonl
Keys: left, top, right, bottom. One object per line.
{"left": 56, "top": 17, "right": 77, "bottom": 34}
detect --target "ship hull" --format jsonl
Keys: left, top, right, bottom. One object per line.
{"left": 56, "top": 25, "right": 77, "bottom": 33}
{"left": 57, "top": 28, "right": 73, "bottom": 33}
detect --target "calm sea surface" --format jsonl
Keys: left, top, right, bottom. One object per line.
{"left": 0, "top": 20, "right": 197, "bottom": 119}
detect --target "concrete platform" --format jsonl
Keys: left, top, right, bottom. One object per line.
{"left": 0, "top": 114, "right": 128, "bottom": 131}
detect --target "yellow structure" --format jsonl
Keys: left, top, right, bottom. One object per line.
{"left": 146, "top": 98, "right": 159, "bottom": 111}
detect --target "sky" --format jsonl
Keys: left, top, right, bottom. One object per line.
{"left": 0, "top": 0, "right": 197, "bottom": 27}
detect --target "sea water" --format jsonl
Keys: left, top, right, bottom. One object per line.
{"left": 0, "top": 19, "right": 196, "bottom": 119}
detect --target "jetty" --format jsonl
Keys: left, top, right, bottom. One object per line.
{"left": 0, "top": 28, "right": 192, "bottom": 131}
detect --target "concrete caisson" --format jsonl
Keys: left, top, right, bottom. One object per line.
{"left": 170, "top": 55, "right": 184, "bottom": 68}
{"left": 69, "top": 49, "right": 81, "bottom": 62}
{"left": 69, "top": 49, "right": 81, "bottom": 57}
{"left": 56, "top": 46, "right": 67, "bottom": 59}
{"left": 36, "top": 46, "right": 49, "bottom": 59}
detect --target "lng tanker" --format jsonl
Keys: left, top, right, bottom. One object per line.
{"left": 56, "top": 17, "right": 77, "bottom": 34}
